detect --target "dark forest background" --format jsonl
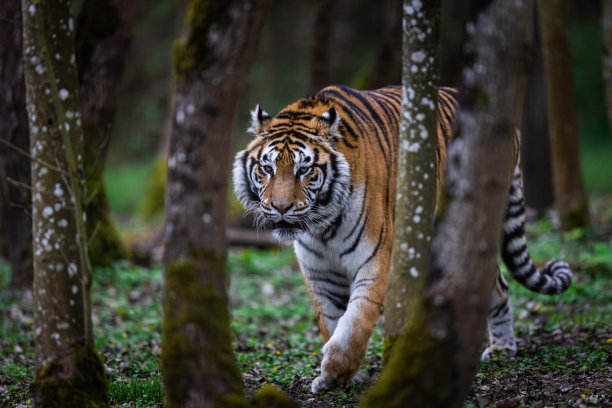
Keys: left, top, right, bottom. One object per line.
{"left": 102, "top": 0, "right": 611, "bottom": 231}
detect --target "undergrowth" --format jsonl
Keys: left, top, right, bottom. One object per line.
{"left": 1, "top": 205, "right": 611, "bottom": 407}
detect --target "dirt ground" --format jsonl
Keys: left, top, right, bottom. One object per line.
{"left": 243, "top": 328, "right": 611, "bottom": 407}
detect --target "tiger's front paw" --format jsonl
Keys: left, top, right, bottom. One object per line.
{"left": 480, "top": 343, "right": 517, "bottom": 361}
{"left": 311, "top": 371, "right": 365, "bottom": 393}
{"left": 311, "top": 337, "right": 365, "bottom": 393}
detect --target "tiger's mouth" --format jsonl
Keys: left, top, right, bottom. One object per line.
{"left": 272, "top": 220, "right": 300, "bottom": 230}
{"left": 271, "top": 220, "right": 302, "bottom": 240}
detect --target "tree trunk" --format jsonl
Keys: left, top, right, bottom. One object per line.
{"left": 538, "top": 0, "right": 590, "bottom": 230}
{"left": 603, "top": 0, "right": 612, "bottom": 142}
{"left": 161, "top": 1, "right": 271, "bottom": 407}
{"left": 22, "top": 0, "right": 108, "bottom": 405}
{"left": 521, "top": 6, "right": 554, "bottom": 217}
{"left": 308, "top": 0, "right": 337, "bottom": 94}
{"left": 363, "top": 0, "right": 402, "bottom": 90}
{"left": 383, "top": 0, "right": 440, "bottom": 359}
{"left": 0, "top": 0, "right": 33, "bottom": 291}
{"left": 76, "top": 0, "right": 135, "bottom": 266}
{"left": 362, "top": 0, "right": 533, "bottom": 406}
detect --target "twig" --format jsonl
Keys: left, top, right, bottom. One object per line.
{"left": 85, "top": 186, "right": 98, "bottom": 205}
{"left": 0, "top": 137, "right": 63, "bottom": 173}
{"left": 88, "top": 222, "right": 100, "bottom": 247}
{"left": 6, "top": 176, "right": 32, "bottom": 192}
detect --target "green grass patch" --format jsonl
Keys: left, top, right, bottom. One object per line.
{"left": 1, "top": 197, "right": 610, "bottom": 407}
{"left": 581, "top": 143, "right": 612, "bottom": 193}
{"left": 104, "top": 160, "right": 156, "bottom": 216}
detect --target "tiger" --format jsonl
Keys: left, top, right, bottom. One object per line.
{"left": 232, "top": 85, "right": 573, "bottom": 393}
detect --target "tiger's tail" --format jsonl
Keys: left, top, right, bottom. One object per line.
{"left": 501, "top": 160, "right": 573, "bottom": 295}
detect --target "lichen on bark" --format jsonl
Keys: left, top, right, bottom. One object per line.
{"left": 22, "top": 0, "right": 108, "bottom": 405}
{"left": 384, "top": 0, "right": 440, "bottom": 358}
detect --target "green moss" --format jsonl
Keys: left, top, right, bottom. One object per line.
{"left": 140, "top": 157, "right": 167, "bottom": 220}
{"left": 33, "top": 343, "right": 109, "bottom": 407}
{"left": 382, "top": 334, "right": 401, "bottom": 366}
{"left": 172, "top": 0, "right": 230, "bottom": 81}
{"left": 162, "top": 254, "right": 245, "bottom": 407}
{"left": 251, "top": 385, "right": 299, "bottom": 408}
{"left": 361, "top": 305, "right": 457, "bottom": 408}
{"left": 561, "top": 202, "right": 590, "bottom": 231}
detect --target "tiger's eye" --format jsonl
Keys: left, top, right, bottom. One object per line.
{"left": 297, "top": 167, "right": 310, "bottom": 176}
{"left": 263, "top": 165, "right": 273, "bottom": 174}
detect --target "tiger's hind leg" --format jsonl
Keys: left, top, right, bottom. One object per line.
{"left": 481, "top": 268, "right": 517, "bottom": 360}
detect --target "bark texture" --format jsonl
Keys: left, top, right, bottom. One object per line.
{"left": 22, "top": 0, "right": 107, "bottom": 405}
{"left": 0, "top": 0, "right": 33, "bottom": 291}
{"left": 538, "top": 0, "right": 590, "bottom": 230}
{"left": 161, "top": 1, "right": 271, "bottom": 407}
{"left": 308, "top": 0, "right": 337, "bottom": 94}
{"left": 76, "top": 0, "right": 135, "bottom": 266}
{"left": 603, "top": 0, "right": 612, "bottom": 142}
{"left": 362, "top": 0, "right": 533, "bottom": 406}
{"left": 383, "top": 0, "right": 440, "bottom": 358}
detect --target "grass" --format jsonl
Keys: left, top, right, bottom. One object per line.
{"left": 1, "top": 204, "right": 610, "bottom": 407}
{"left": 104, "top": 160, "right": 156, "bottom": 217}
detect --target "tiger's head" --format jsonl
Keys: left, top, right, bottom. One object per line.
{"left": 233, "top": 101, "right": 351, "bottom": 240}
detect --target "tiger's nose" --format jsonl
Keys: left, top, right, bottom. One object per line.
{"left": 272, "top": 201, "right": 293, "bottom": 214}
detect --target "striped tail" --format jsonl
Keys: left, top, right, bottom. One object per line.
{"left": 501, "top": 160, "right": 573, "bottom": 295}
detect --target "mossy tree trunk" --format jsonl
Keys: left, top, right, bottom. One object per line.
{"left": 161, "top": 1, "right": 271, "bottom": 407}
{"left": 308, "top": 0, "right": 337, "bottom": 94}
{"left": 0, "top": 0, "right": 33, "bottom": 291}
{"left": 538, "top": 0, "right": 590, "bottom": 230}
{"left": 362, "top": 0, "right": 533, "bottom": 406}
{"left": 76, "top": 0, "right": 136, "bottom": 266}
{"left": 603, "top": 0, "right": 612, "bottom": 143}
{"left": 383, "top": 0, "right": 440, "bottom": 360}
{"left": 21, "top": 0, "right": 108, "bottom": 406}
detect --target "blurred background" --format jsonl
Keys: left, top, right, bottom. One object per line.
{"left": 96, "top": 0, "right": 610, "bottom": 240}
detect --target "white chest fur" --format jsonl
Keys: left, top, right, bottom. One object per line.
{"left": 293, "top": 185, "right": 375, "bottom": 291}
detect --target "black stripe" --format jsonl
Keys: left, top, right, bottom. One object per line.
{"left": 296, "top": 239, "right": 323, "bottom": 258}
{"left": 343, "top": 182, "right": 368, "bottom": 240}
{"left": 354, "top": 224, "right": 385, "bottom": 275}
{"left": 348, "top": 295, "right": 384, "bottom": 309}
{"left": 340, "top": 213, "right": 368, "bottom": 258}
{"left": 352, "top": 277, "right": 376, "bottom": 291}
{"left": 314, "top": 289, "right": 349, "bottom": 311}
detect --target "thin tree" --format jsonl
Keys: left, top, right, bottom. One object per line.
{"left": 363, "top": 0, "right": 402, "bottom": 90}
{"left": 362, "top": 0, "right": 533, "bottom": 406}
{"left": 0, "top": 0, "right": 33, "bottom": 291}
{"left": 76, "top": 0, "right": 136, "bottom": 266}
{"left": 308, "top": 0, "right": 338, "bottom": 94}
{"left": 603, "top": 0, "right": 612, "bottom": 142}
{"left": 521, "top": 10, "right": 554, "bottom": 217}
{"left": 538, "top": 0, "right": 590, "bottom": 230}
{"left": 21, "top": 0, "right": 108, "bottom": 405}
{"left": 383, "top": 0, "right": 440, "bottom": 357}
{"left": 161, "top": 1, "right": 271, "bottom": 406}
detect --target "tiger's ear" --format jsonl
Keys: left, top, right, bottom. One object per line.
{"left": 248, "top": 104, "right": 271, "bottom": 136}
{"left": 319, "top": 107, "right": 341, "bottom": 135}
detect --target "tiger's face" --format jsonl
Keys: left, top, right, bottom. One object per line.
{"left": 233, "top": 103, "right": 351, "bottom": 240}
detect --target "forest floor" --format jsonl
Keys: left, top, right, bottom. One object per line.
{"left": 1, "top": 195, "right": 611, "bottom": 407}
